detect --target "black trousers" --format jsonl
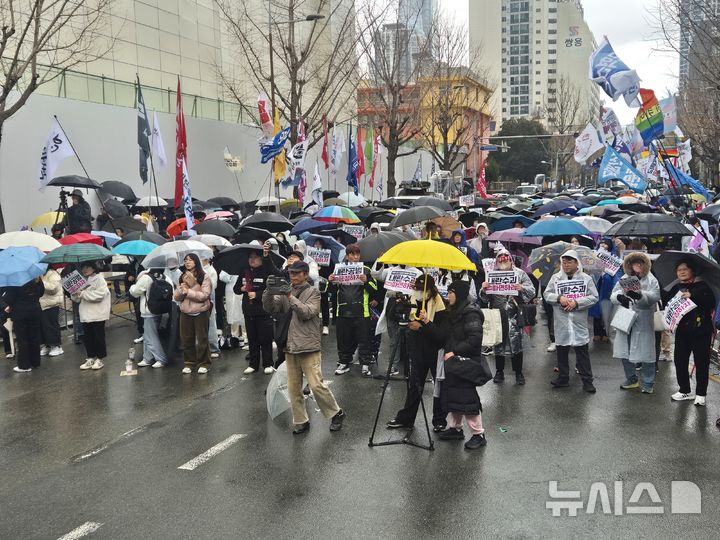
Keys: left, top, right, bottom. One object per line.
{"left": 14, "top": 317, "right": 41, "bottom": 369}
{"left": 593, "top": 317, "right": 607, "bottom": 338}
{"left": 336, "top": 316, "right": 372, "bottom": 365}
{"left": 1, "top": 319, "right": 12, "bottom": 353}
{"left": 395, "top": 348, "right": 445, "bottom": 427}
{"left": 543, "top": 298, "right": 555, "bottom": 342}
{"left": 133, "top": 298, "right": 144, "bottom": 335}
{"left": 496, "top": 353, "right": 523, "bottom": 374}
{"left": 320, "top": 291, "right": 330, "bottom": 327}
{"left": 556, "top": 344, "right": 593, "bottom": 383}
{"left": 40, "top": 306, "right": 61, "bottom": 347}
{"left": 245, "top": 314, "right": 274, "bottom": 369}
{"left": 215, "top": 280, "right": 227, "bottom": 331}
{"left": 674, "top": 332, "right": 712, "bottom": 396}
{"left": 82, "top": 321, "right": 107, "bottom": 359}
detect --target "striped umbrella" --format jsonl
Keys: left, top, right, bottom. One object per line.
{"left": 313, "top": 205, "right": 360, "bottom": 224}
{"left": 41, "top": 243, "right": 112, "bottom": 264}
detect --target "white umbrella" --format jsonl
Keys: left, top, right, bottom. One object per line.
{"left": 338, "top": 191, "right": 367, "bottom": 207}
{"left": 142, "top": 240, "right": 213, "bottom": 268}
{"left": 0, "top": 231, "right": 61, "bottom": 252}
{"left": 135, "top": 196, "right": 168, "bottom": 207}
{"left": 571, "top": 216, "right": 613, "bottom": 234}
{"left": 256, "top": 196, "right": 284, "bottom": 207}
{"left": 194, "top": 234, "right": 232, "bottom": 247}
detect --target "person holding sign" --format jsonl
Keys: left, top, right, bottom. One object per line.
{"left": 480, "top": 249, "right": 535, "bottom": 385}
{"left": 610, "top": 253, "right": 661, "bottom": 394}
{"left": 449, "top": 229, "right": 480, "bottom": 273}
{"left": 544, "top": 250, "right": 599, "bottom": 393}
{"left": 666, "top": 259, "right": 716, "bottom": 406}
{"left": 329, "top": 244, "right": 379, "bottom": 377}
{"left": 72, "top": 262, "right": 111, "bottom": 371}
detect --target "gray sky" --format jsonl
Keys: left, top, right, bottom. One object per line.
{"left": 438, "top": 0, "right": 678, "bottom": 124}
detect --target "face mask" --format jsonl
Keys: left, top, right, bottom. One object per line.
{"left": 411, "top": 290, "right": 428, "bottom": 302}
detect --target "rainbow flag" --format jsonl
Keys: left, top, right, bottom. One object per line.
{"left": 634, "top": 89, "right": 664, "bottom": 146}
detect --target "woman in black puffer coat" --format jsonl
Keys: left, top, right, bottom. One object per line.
{"left": 430, "top": 280, "right": 488, "bottom": 450}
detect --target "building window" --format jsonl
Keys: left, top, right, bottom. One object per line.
{"left": 548, "top": 50, "right": 557, "bottom": 55}
{"left": 548, "top": 59, "right": 556, "bottom": 64}
{"left": 548, "top": 29, "right": 557, "bottom": 34}
{"left": 548, "top": 39, "right": 556, "bottom": 44}
{"left": 548, "top": 69, "right": 556, "bottom": 74}
{"left": 510, "top": 106, "right": 519, "bottom": 115}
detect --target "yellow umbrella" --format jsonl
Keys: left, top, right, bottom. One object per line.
{"left": 31, "top": 211, "right": 65, "bottom": 228}
{"left": 378, "top": 240, "right": 476, "bottom": 271}
{"left": 689, "top": 193, "right": 707, "bottom": 203}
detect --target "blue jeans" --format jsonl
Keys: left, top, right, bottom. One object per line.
{"left": 622, "top": 358, "right": 655, "bottom": 390}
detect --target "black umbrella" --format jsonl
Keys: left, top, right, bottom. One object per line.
{"left": 322, "top": 190, "right": 340, "bottom": 200}
{"left": 242, "top": 212, "right": 293, "bottom": 232}
{"left": 604, "top": 214, "right": 692, "bottom": 237}
{"left": 412, "top": 197, "right": 453, "bottom": 211}
{"left": 697, "top": 203, "right": 720, "bottom": 223}
{"left": 654, "top": 250, "right": 720, "bottom": 304}
{"left": 388, "top": 206, "right": 445, "bottom": 228}
{"left": 47, "top": 175, "right": 102, "bottom": 189}
{"left": 377, "top": 198, "right": 409, "bottom": 209}
{"left": 114, "top": 231, "right": 167, "bottom": 246}
{"left": 458, "top": 211, "right": 480, "bottom": 227}
{"left": 317, "top": 228, "right": 357, "bottom": 246}
{"left": 234, "top": 226, "right": 274, "bottom": 244}
{"left": 101, "top": 216, "right": 146, "bottom": 234}
{"left": 100, "top": 181, "right": 136, "bottom": 200}
{"left": 532, "top": 199, "right": 586, "bottom": 217}
{"left": 473, "top": 197, "right": 492, "bottom": 209}
{"left": 214, "top": 244, "right": 285, "bottom": 275}
{"left": 366, "top": 212, "right": 394, "bottom": 227}
{"left": 208, "top": 196, "right": 238, "bottom": 208}
{"left": 355, "top": 207, "right": 389, "bottom": 221}
{"left": 357, "top": 231, "right": 412, "bottom": 262}
{"left": 102, "top": 198, "right": 130, "bottom": 218}
{"left": 193, "top": 219, "right": 236, "bottom": 238}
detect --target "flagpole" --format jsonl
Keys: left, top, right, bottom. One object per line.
{"left": 655, "top": 140, "right": 693, "bottom": 211}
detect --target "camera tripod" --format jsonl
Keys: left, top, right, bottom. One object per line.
{"left": 368, "top": 326, "right": 435, "bottom": 451}
{"left": 54, "top": 190, "right": 71, "bottom": 229}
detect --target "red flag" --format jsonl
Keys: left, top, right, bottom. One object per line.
{"left": 476, "top": 162, "right": 487, "bottom": 199}
{"left": 357, "top": 126, "right": 366, "bottom": 176}
{"left": 321, "top": 114, "right": 329, "bottom": 169}
{"left": 174, "top": 78, "right": 187, "bottom": 208}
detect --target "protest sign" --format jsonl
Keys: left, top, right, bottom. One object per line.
{"left": 663, "top": 292, "right": 697, "bottom": 332}
{"left": 620, "top": 276, "right": 641, "bottom": 294}
{"left": 332, "top": 262, "right": 364, "bottom": 284}
{"left": 486, "top": 270, "right": 519, "bottom": 296}
{"left": 482, "top": 258, "right": 495, "bottom": 273}
{"left": 343, "top": 225, "right": 364, "bottom": 240}
{"left": 555, "top": 279, "right": 588, "bottom": 300}
{"left": 61, "top": 270, "right": 89, "bottom": 295}
{"left": 459, "top": 194, "right": 475, "bottom": 207}
{"left": 384, "top": 267, "right": 422, "bottom": 293}
{"left": 307, "top": 247, "right": 331, "bottom": 267}
{"left": 596, "top": 250, "right": 622, "bottom": 276}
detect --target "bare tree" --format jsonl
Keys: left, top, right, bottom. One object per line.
{"left": 0, "top": 0, "right": 111, "bottom": 232}
{"left": 215, "top": 0, "right": 371, "bottom": 148}
{"left": 678, "top": 81, "right": 720, "bottom": 184}
{"left": 356, "top": 0, "right": 434, "bottom": 196}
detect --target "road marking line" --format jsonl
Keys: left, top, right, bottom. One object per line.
{"left": 57, "top": 521, "right": 103, "bottom": 539}
{"left": 178, "top": 434, "right": 246, "bottom": 471}
{"left": 71, "top": 424, "right": 151, "bottom": 463}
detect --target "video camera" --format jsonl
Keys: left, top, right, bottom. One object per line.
{"left": 389, "top": 292, "right": 413, "bottom": 326}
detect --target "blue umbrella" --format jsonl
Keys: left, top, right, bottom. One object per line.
{"left": 532, "top": 199, "right": 589, "bottom": 217}
{"left": 488, "top": 215, "right": 535, "bottom": 232}
{"left": 523, "top": 218, "right": 592, "bottom": 237}
{"left": 290, "top": 218, "right": 334, "bottom": 236}
{"left": 300, "top": 233, "right": 345, "bottom": 262}
{"left": 91, "top": 229, "right": 121, "bottom": 247}
{"left": 0, "top": 246, "right": 47, "bottom": 287}
{"left": 112, "top": 239, "right": 156, "bottom": 257}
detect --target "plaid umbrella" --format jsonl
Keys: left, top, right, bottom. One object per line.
{"left": 41, "top": 243, "right": 112, "bottom": 264}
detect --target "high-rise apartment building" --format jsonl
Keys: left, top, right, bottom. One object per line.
{"left": 469, "top": 0, "right": 599, "bottom": 130}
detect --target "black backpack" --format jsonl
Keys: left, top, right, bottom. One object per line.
{"left": 146, "top": 274, "right": 173, "bottom": 315}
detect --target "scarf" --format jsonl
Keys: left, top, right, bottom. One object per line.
{"left": 411, "top": 291, "right": 445, "bottom": 322}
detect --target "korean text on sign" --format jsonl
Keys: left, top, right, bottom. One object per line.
{"left": 343, "top": 225, "right": 364, "bottom": 240}
{"left": 384, "top": 268, "right": 422, "bottom": 293}
{"left": 663, "top": 292, "right": 697, "bottom": 332}
{"left": 61, "top": 270, "right": 90, "bottom": 295}
{"left": 555, "top": 279, "right": 587, "bottom": 300}
{"left": 307, "top": 247, "right": 331, "bottom": 267}
{"left": 332, "top": 262, "right": 364, "bottom": 284}
{"left": 486, "top": 270, "right": 519, "bottom": 296}
{"left": 596, "top": 250, "right": 622, "bottom": 276}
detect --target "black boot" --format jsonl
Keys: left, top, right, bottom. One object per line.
{"left": 493, "top": 370, "right": 505, "bottom": 384}
{"left": 516, "top": 372, "right": 525, "bottom": 385}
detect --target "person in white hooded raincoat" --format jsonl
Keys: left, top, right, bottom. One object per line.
{"left": 543, "top": 249, "right": 599, "bottom": 393}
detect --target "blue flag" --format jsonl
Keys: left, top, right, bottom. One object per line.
{"left": 666, "top": 163, "right": 709, "bottom": 200}
{"left": 260, "top": 127, "right": 291, "bottom": 164}
{"left": 597, "top": 146, "right": 647, "bottom": 193}
{"left": 589, "top": 37, "right": 641, "bottom": 106}
{"left": 346, "top": 121, "right": 359, "bottom": 195}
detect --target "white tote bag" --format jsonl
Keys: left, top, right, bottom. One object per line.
{"left": 611, "top": 305, "right": 638, "bottom": 334}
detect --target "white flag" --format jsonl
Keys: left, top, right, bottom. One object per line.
{"left": 152, "top": 111, "right": 167, "bottom": 167}
{"left": 223, "top": 146, "right": 244, "bottom": 172}
{"left": 339, "top": 128, "right": 346, "bottom": 154}
{"left": 413, "top": 156, "right": 422, "bottom": 182}
{"left": 330, "top": 125, "right": 338, "bottom": 176}
{"left": 376, "top": 171, "right": 383, "bottom": 197}
{"left": 38, "top": 118, "right": 74, "bottom": 191}
{"left": 312, "top": 159, "right": 324, "bottom": 209}
{"left": 573, "top": 123, "right": 604, "bottom": 164}
{"left": 181, "top": 158, "right": 196, "bottom": 236}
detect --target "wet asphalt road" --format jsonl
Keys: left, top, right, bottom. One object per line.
{"left": 1, "top": 315, "right": 719, "bottom": 539}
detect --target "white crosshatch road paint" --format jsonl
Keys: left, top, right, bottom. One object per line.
{"left": 178, "top": 434, "right": 247, "bottom": 471}
{"left": 57, "top": 521, "right": 103, "bottom": 539}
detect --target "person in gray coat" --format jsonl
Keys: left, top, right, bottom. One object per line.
{"left": 480, "top": 248, "right": 536, "bottom": 385}
{"left": 610, "top": 252, "right": 660, "bottom": 393}
{"left": 544, "top": 249, "right": 599, "bottom": 393}
{"left": 263, "top": 260, "right": 345, "bottom": 435}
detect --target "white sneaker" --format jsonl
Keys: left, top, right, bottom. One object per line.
{"left": 694, "top": 396, "right": 706, "bottom": 407}
{"left": 671, "top": 391, "right": 696, "bottom": 401}
{"left": 5, "top": 353, "right": 14, "bottom": 359}
{"left": 210, "top": 352, "right": 220, "bottom": 359}
{"left": 182, "top": 367, "right": 192, "bottom": 374}
{"left": 91, "top": 359, "right": 104, "bottom": 370}
{"left": 48, "top": 346, "right": 64, "bottom": 357}
{"left": 322, "top": 326, "right": 329, "bottom": 335}
{"left": 80, "top": 359, "right": 94, "bottom": 370}
{"left": 361, "top": 365, "right": 372, "bottom": 377}
{"left": 546, "top": 343, "right": 556, "bottom": 352}
{"left": 137, "top": 360, "right": 153, "bottom": 367}
{"left": 13, "top": 366, "right": 32, "bottom": 373}
{"left": 263, "top": 366, "right": 274, "bottom": 374}
{"left": 243, "top": 366, "right": 256, "bottom": 374}
{"left": 198, "top": 367, "right": 209, "bottom": 374}
{"left": 40, "top": 346, "right": 50, "bottom": 356}
{"left": 151, "top": 361, "right": 165, "bottom": 368}
{"left": 335, "top": 363, "right": 350, "bottom": 375}
{"left": 133, "top": 336, "right": 144, "bottom": 343}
